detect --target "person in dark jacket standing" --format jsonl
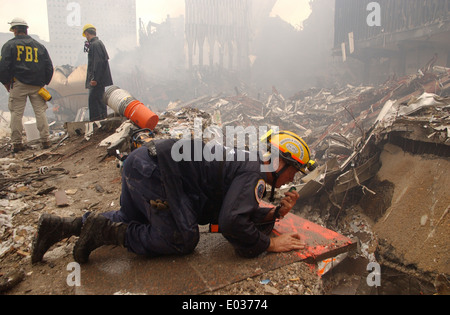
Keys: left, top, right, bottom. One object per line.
{"left": 82, "top": 24, "right": 113, "bottom": 121}
{"left": 0, "top": 18, "right": 54, "bottom": 152}
{"left": 32, "top": 130, "right": 318, "bottom": 264}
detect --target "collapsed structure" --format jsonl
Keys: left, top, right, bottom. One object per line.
{"left": 0, "top": 60, "right": 449, "bottom": 294}
{"left": 46, "top": 65, "right": 89, "bottom": 122}
{"left": 146, "top": 65, "right": 450, "bottom": 292}
{"left": 1, "top": 1, "right": 449, "bottom": 295}
{"left": 185, "top": 0, "right": 252, "bottom": 73}
{"left": 334, "top": 0, "right": 450, "bottom": 83}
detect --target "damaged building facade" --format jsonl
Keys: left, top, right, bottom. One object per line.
{"left": 185, "top": 0, "right": 252, "bottom": 75}
{"left": 46, "top": 0, "right": 137, "bottom": 66}
{"left": 1, "top": 1, "right": 450, "bottom": 295}
{"left": 334, "top": 0, "right": 450, "bottom": 84}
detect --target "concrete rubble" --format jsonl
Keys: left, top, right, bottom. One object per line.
{"left": 161, "top": 67, "right": 450, "bottom": 164}
{"left": 103, "top": 65, "right": 449, "bottom": 291}
{"left": 154, "top": 66, "right": 450, "bottom": 201}
{"left": 146, "top": 66, "right": 450, "bottom": 293}
{"left": 0, "top": 63, "right": 449, "bottom": 295}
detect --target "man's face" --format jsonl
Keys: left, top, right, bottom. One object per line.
{"left": 274, "top": 162, "right": 299, "bottom": 188}
{"left": 84, "top": 32, "right": 94, "bottom": 41}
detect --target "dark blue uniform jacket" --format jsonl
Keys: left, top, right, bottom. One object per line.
{"left": 86, "top": 37, "right": 113, "bottom": 88}
{"left": 155, "top": 139, "right": 273, "bottom": 258}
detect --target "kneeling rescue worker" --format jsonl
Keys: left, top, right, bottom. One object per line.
{"left": 32, "top": 130, "right": 317, "bottom": 264}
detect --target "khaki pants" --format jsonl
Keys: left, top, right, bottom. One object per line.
{"left": 8, "top": 80, "right": 49, "bottom": 144}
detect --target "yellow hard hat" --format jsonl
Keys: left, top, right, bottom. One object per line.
{"left": 82, "top": 24, "right": 96, "bottom": 37}
{"left": 261, "top": 130, "right": 316, "bottom": 172}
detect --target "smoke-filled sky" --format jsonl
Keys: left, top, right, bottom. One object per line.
{"left": 0, "top": 0, "right": 312, "bottom": 41}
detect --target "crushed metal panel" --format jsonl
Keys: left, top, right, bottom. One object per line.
{"left": 296, "top": 159, "right": 340, "bottom": 200}
{"left": 399, "top": 93, "right": 450, "bottom": 116}
{"left": 297, "top": 180, "right": 324, "bottom": 201}
{"left": 333, "top": 154, "right": 381, "bottom": 195}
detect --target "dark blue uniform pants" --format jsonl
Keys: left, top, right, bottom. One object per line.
{"left": 101, "top": 148, "right": 198, "bottom": 257}
{"left": 88, "top": 85, "right": 107, "bottom": 121}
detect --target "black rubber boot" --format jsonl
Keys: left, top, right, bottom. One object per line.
{"left": 73, "top": 214, "right": 127, "bottom": 264}
{"left": 31, "top": 214, "right": 83, "bottom": 264}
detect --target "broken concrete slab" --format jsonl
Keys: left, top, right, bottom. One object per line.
{"left": 398, "top": 93, "right": 450, "bottom": 117}
{"left": 373, "top": 143, "right": 450, "bottom": 276}
{"left": 99, "top": 121, "right": 134, "bottom": 153}
{"left": 75, "top": 213, "right": 355, "bottom": 295}
{"left": 54, "top": 190, "right": 69, "bottom": 207}
{"left": 64, "top": 118, "right": 124, "bottom": 137}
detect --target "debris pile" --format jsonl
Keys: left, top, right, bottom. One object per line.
{"left": 47, "top": 65, "right": 89, "bottom": 122}
{"left": 288, "top": 69, "right": 449, "bottom": 292}
{"left": 154, "top": 66, "right": 450, "bottom": 292}
{"left": 0, "top": 60, "right": 449, "bottom": 294}
{"left": 108, "top": 66, "right": 449, "bottom": 231}
{"left": 164, "top": 67, "right": 450, "bottom": 163}
{"left": 0, "top": 157, "right": 70, "bottom": 261}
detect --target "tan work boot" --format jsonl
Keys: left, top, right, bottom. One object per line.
{"left": 42, "top": 141, "right": 51, "bottom": 149}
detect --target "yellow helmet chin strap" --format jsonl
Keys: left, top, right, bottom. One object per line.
{"left": 269, "top": 163, "right": 290, "bottom": 202}
{"left": 261, "top": 131, "right": 291, "bottom": 201}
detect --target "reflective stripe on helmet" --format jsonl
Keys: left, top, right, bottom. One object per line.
{"left": 277, "top": 131, "right": 311, "bottom": 161}
{"left": 261, "top": 129, "right": 314, "bottom": 171}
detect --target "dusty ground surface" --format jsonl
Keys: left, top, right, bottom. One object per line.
{"left": 0, "top": 127, "right": 324, "bottom": 295}
{"left": 207, "top": 261, "right": 324, "bottom": 295}
{"left": 0, "top": 123, "right": 448, "bottom": 295}
{"left": 0, "top": 129, "right": 122, "bottom": 295}
{"left": 374, "top": 143, "right": 449, "bottom": 276}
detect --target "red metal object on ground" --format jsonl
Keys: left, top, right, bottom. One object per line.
{"left": 274, "top": 213, "right": 356, "bottom": 263}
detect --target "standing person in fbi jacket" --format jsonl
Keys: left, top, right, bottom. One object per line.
{"left": 31, "top": 130, "right": 318, "bottom": 264}
{"left": 82, "top": 24, "right": 113, "bottom": 122}
{"left": 0, "top": 18, "right": 54, "bottom": 153}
